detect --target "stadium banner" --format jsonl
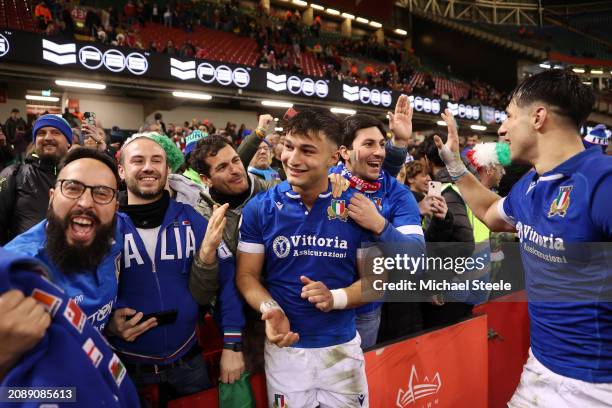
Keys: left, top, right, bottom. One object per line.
{"left": 0, "top": 30, "right": 504, "bottom": 121}
{"left": 366, "top": 314, "right": 488, "bottom": 408}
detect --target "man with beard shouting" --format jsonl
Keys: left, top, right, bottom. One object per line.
{"left": 5, "top": 148, "right": 124, "bottom": 332}
{"left": 106, "top": 134, "right": 227, "bottom": 404}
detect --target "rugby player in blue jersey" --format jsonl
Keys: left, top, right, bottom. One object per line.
{"left": 237, "top": 108, "right": 372, "bottom": 407}
{"left": 434, "top": 69, "right": 612, "bottom": 406}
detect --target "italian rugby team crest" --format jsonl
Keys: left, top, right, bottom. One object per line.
{"left": 327, "top": 199, "right": 348, "bottom": 221}
{"left": 548, "top": 186, "right": 573, "bottom": 217}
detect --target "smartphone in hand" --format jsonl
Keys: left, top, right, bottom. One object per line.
{"left": 428, "top": 181, "right": 442, "bottom": 197}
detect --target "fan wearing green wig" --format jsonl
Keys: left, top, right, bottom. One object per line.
{"left": 148, "top": 132, "right": 208, "bottom": 207}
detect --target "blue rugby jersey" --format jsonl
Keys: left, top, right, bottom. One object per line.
{"left": 498, "top": 147, "right": 612, "bottom": 382}
{"left": 238, "top": 181, "right": 372, "bottom": 348}
{"left": 0, "top": 247, "right": 139, "bottom": 407}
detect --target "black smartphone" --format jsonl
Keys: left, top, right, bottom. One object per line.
{"left": 127, "top": 309, "right": 178, "bottom": 327}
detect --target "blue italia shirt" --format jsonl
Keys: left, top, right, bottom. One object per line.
{"left": 498, "top": 147, "right": 612, "bottom": 382}
{"left": 238, "top": 181, "right": 372, "bottom": 348}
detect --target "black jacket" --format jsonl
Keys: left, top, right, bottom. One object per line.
{"left": 0, "top": 155, "right": 57, "bottom": 244}
{"left": 433, "top": 167, "right": 475, "bottom": 244}
{"left": 411, "top": 190, "right": 455, "bottom": 242}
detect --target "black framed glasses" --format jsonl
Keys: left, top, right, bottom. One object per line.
{"left": 57, "top": 179, "right": 117, "bottom": 205}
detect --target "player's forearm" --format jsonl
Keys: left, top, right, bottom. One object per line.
{"left": 341, "top": 280, "right": 365, "bottom": 308}
{"left": 455, "top": 172, "right": 502, "bottom": 224}
{"left": 236, "top": 271, "right": 275, "bottom": 312}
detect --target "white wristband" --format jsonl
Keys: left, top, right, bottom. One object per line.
{"left": 331, "top": 289, "right": 348, "bottom": 310}
{"left": 259, "top": 299, "right": 284, "bottom": 315}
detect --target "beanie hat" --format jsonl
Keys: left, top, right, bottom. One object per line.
{"left": 149, "top": 133, "right": 184, "bottom": 172}
{"left": 466, "top": 142, "right": 511, "bottom": 171}
{"left": 184, "top": 130, "right": 208, "bottom": 156}
{"left": 33, "top": 114, "right": 72, "bottom": 145}
{"left": 583, "top": 124, "right": 609, "bottom": 152}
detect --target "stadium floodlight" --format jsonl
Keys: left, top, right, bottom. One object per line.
{"left": 172, "top": 91, "right": 212, "bottom": 100}
{"left": 341, "top": 13, "right": 355, "bottom": 20}
{"left": 572, "top": 68, "right": 585, "bottom": 73}
{"left": 55, "top": 80, "right": 106, "bottom": 90}
{"left": 356, "top": 17, "right": 369, "bottom": 24}
{"left": 262, "top": 100, "right": 294, "bottom": 108}
{"left": 330, "top": 107, "right": 357, "bottom": 115}
{"left": 274, "top": 118, "right": 279, "bottom": 122}
{"left": 470, "top": 124, "right": 487, "bottom": 131}
{"left": 539, "top": 63, "right": 551, "bottom": 69}
{"left": 292, "top": 0, "right": 307, "bottom": 7}
{"left": 394, "top": 29, "right": 408, "bottom": 36}
{"left": 436, "top": 120, "right": 447, "bottom": 127}
{"left": 591, "top": 69, "right": 603, "bottom": 75}
{"left": 310, "top": 3, "right": 324, "bottom": 10}
{"left": 325, "top": 8, "right": 340, "bottom": 16}
{"left": 26, "top": 95, "right": 60, "bottom": 102}
{"left": 275, "top": 127, "right": 284, "bottom": 132}
{"left": 553, "top": 65, "right": 564, "bottom": 69}
{"left": 369, "top": 21, "right": 382, "bottom": 28}
{"left": 582, "top": 81, "right": 592, "bottom": 85}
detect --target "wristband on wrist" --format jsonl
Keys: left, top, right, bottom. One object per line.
{"left": 255, "top": 127, "right": 267, "bottom": 138}
{"left": 259, "top": 299, "right": 283, "bottom": 314}
{"left": 331, "top": 289, "right": 348, "bottom": 309}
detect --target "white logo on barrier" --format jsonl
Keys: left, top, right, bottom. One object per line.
{"left": 396, "top": 365, "right": 442, "bottom": 407}
{"left": 171, "top": 58, "right": 196, "bottom": 80}
{"left": 408, "top": 96, "right": 442, "bottom": 116}
{"left": 193, "top": 62, "right": 251, "bottom": 87}
{"left": 494, "top": 110, "right": 507, "bottom": 123}
{"left": 272, "top": 236, "right": 291, "bottom": 259}
{"left": 0, "top": 34, "right": 10, "bottom": 58}
{"left": 267, "top": 73, "right": 328, "bottom": 98}
{"left": 447, "top": 102, "right": 480, "bottom": 121}
{"left": 343, "top": 84, "right": 391, "bottom": 107}
{"left": 42, "top": 38, "right": 76, "bottom": 65}
{"left": 44, "top": 39, "right": 148, "bottom": 74}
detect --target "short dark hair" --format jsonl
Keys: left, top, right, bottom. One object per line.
{"left": 342, "top": 114, "right": 386, "bottom": 148}
{"left": 419, "top": 134, "right": 447, "bottom": 168}
{"left": 190, "top": 134, "right": 232, "bottom": 177}
{"left": 154, "top": 112, "right": 162, "bottom": 120}
{"left": 284, "top": 108, "right": 342, "bottom": 147}
{"left": 58, "top": 147, "right": 120, "bottom": 186}
{"left": 11, "top": 108, "right": 19, "bottom": 113}
{"left": 509, "top": 69, "right": 594, "bottom": 130}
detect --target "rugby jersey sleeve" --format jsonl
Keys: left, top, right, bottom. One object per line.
{"left": 497, "top": 171, "right": 532, "bottom": 227}
{"left": 237, "top": 194, "right": 265, "bottom": 254}
{"left": 376, "top": 180, "right": 424, "bottom": 244}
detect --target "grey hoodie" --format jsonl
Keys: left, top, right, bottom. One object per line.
{"left": 168, "top": 173, "right": 208, "bottom": 208}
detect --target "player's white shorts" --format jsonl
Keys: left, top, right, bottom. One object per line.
{"left": 265, "top": 334, "right": 369, "bottom": 408}
{"left": 508, "top": 349, "right": 612, "bottom": 408}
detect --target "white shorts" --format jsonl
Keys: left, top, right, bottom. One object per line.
{"left": 265, "top": 334, "right": 369, "bottom": 408}
{"left": 508, "top": 349, "right": 612, "bottom": 408}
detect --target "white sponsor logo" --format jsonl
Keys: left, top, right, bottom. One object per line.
{"left": 409, "top": 96, "right": 442, "bottom": 115}
{"left": 494, "top": 110, "right": 508, "bottom": 123}
{"left": 171, "top": 58, "right": 196, "bottom": 80}
{"left": 42, "top": 38, "right": 76, "bottom": 65}
{"left": 343, "top": 84, "right": 392, "bottom": 107}
{"left": 267, "top": 73, "right": 328, "bottom": 98}
{"left": 396, "top": 365, "right": 442, "bottom": 407}
{"left": 273, "top": 236, "right": 291, "bottom": 258}
{"left": 515, "top": 221, "right": 565, "bottom": 250}
{"left": 0, "top": 34, "right": 10, "bottom": 57}
{"left": 44, "top": 39, "right": 148, "bottom": 74}
{"left": 447, "top": 102, "right": 480, "bottom": 121}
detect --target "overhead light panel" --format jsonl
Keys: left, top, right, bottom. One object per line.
{"left": 172, "top": 91, "right": 212, "bottom": 100}
{"left": 591, "top": 69, "right": 603, "bottom": 75}
{"left": 356, "top": 17, "right": 369, "bottom": 24}
{"left": 470, "top": 124, "right": 487, "bottom": 131}
{"left": 582, "top": 81, "right": 592, "bottom": 85}
{"left": 261, "top": 100, "right": 294, "bottom": 108}
{"left": 394, "top": 29, "right": 408, "bottom": 35}
{"left": 55, "top": 79, "right": 106, "bottom": 90}
{"left": 325, "top": 8, "right": 340, "bottom": 16}
{"left": 553, "top": 65, "right": 564, "bottom": 69}
{"left": 292, "top": 0, "right": 307, "bottom": 6}
{"left": 341, "top": 13, "right": 355, "bottom": 20}
{"left": 369, "top": 21, "right": 382, "bottom": 28}
{"left": 539, "top": 63, "right": 551, "bottom": 69}
{"left": 26, "top": 95, "right": 59, "bottom": 102}
{"left": 275, "top": 127, "right": 284, "bottom": 132}
{"left": 436, "top": 120, "right": 447, "bottom": 127}
{"left": 310, "top": 3, "right": 324, "bottom": 10}
{"left": 572, "top": 67, "right": 585, "bottom": 73}
{"left": 330, "top": 107, "right": 357, "bottom": 115}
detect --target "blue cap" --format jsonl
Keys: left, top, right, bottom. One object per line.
{"left": 184, "top": 130, "right": 208, "bottom": 155}
{"left": 33, "top": 114, "right": 73, "bottom": 145}
{"left": 583, "top": 124, "right": 609, "bottom": 152}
